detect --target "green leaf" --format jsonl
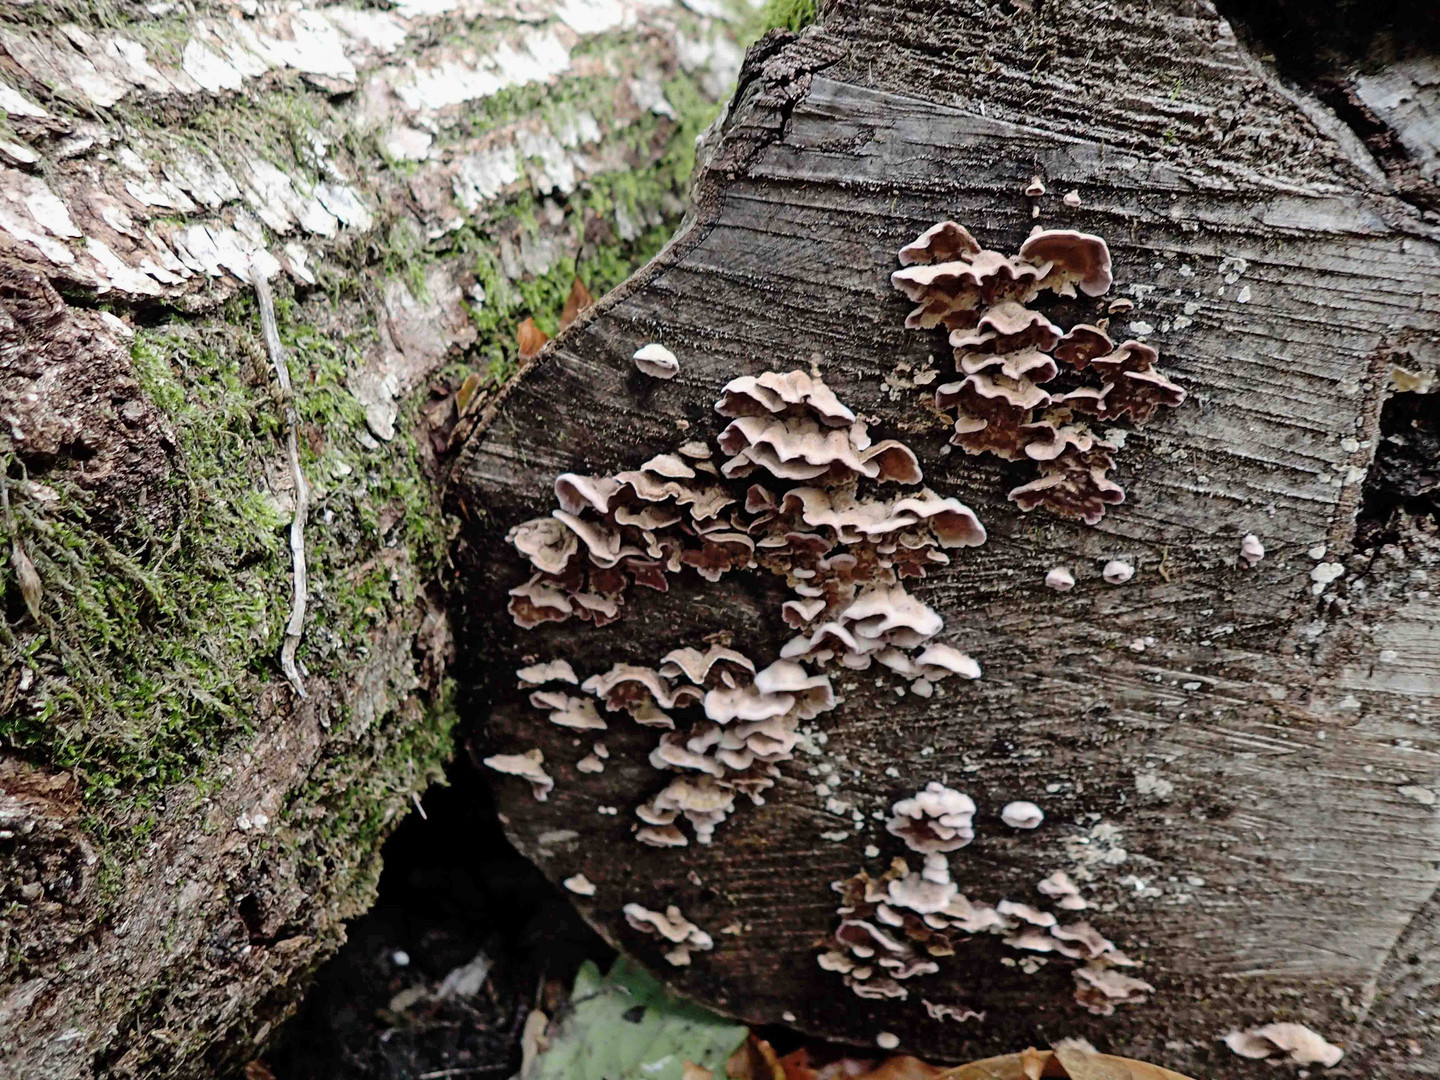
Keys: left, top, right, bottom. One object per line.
{"left": 524, "top": 958, "right": 749, "bottom": 1080}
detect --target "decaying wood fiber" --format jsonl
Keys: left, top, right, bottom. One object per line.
{"left": 455, "top": 1, "right": 1440, "bottom": 1075}
{"left": 0, "top": 0, "right": 745, "bottom": 1076}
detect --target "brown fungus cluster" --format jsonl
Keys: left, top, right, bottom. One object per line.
{"left": 891, "top": 223, "right": 1185, "bottom": 525}
{"left": 504, "top": 368, "right": 985, "bottom": 638}
{"left": 816, "top": 784, "right": 1149, "bottom": 1016}
{"left": 495, "top": 370, "right": 988, "bottom": 847}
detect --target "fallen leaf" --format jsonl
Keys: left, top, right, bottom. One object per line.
{"left": 243, "top": 1063, "right": 275, "bottom": 1080}
{"left": 521, "top": 1008, "right": 550, "bottom": 1071}
{"left": 729, "top": 1035, "right": 785, "bottom": 1080}
{"left": 939, "top": 1048, "right": 1196, "bottom": 1080}
{"left": 1020, "top": 1048, "right": 1050, "bottom": 1080}
{"left": 683, "top": 1064, "right": 714, "bottom": 1080}
{"left": 778, "top": 1048, "right": 819, "bottom": 1080}
{"left": 521, "top": 959, "right": 746, "bottom": 1080}
{"left": 11, "top": 540, "right": 41, "bottom": 619}
{"left": 852, "top": 1056, "right": 948, "bottom": 1079}
{"left": 456, "top": 371, "right": 484, "bottom": 414}
{"left": 518, "top": 317, "right": 550, "bottom": 360}
{"left": 560, "top": 275, "right": 595, "bottom": 330}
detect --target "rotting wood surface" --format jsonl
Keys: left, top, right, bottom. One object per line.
{"left": 454, "top": 2, "right": 1440, "bottom": 1075}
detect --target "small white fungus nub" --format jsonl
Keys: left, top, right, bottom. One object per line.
{"left": 1044, "top": 566, "right": 1075, "bottom": 591}
{"left": 1025, "top": 176, "right": 1045, "bottom": 196}
{"left": 563, "top": 873, "right": 596, "bottom": 896}
{"left": 1001, "top": 800, "right": 1044, "bottom": 829}
{"left": 1063, "top": 189, "right": 1082, "bottom": 207}
{"left": 876, "top": 1031, "right": 900, "bottom": 1050}
{"left": 633, "top": 342, "right": 679, "bottom": 379}
{"left": 1240, "top": 533, "right": 1265, "bottom": 567}
{"left": 1102, "top": 559, "right": 1134, "bottom": 584}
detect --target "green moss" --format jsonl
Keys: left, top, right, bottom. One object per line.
{"left": 750, "top": 0, "right": 819, "bottom": 35}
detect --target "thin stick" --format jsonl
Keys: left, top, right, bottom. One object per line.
{"left": 253, "top": 271, "right": 309, "bottom": 699}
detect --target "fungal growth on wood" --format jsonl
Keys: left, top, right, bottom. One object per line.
{"left": 494, "top": 370, "right": 987, "bottom": 851}
{"left": 633, "top": 342, "right": 679, "bottom": 379}
{"left": 623, "top": 902, "right": 714, "bottom": 966}
{"left": 1225, "top": 1023, "right": 1344, "bottom": 1068}
{"left": 816, "top": 808, "right": 1151, "bottom": 1016}
{"left": 890, "top": 223, "right": 1186, "bottom": 524}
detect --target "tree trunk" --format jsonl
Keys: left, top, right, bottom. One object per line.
{"left": 0, "top": 1, "right": 744, "bottom": 1076}
{"left": 453, "top": 1, "right": 1440, "bottom": 1076}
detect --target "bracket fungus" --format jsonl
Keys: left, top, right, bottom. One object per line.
{"left": 482, "top": 750, "right": 554, "bottom": 802}
{"left": 1044, "top": 566, "right": 1075, "bottom": 592}
{"left": 1102, "top": 559, "right": 1135, "bottom": 585}
{"left": 1000, "top": 800, "right": 1045, "bottom": 830}
{"left": 819, "top": 839, "right": 1144, "bottom": 1011}
{"left": 1224, "top": 1023, "right": 1344, "bottom": 1068}
{"left": 495, "top": 368, "right": 993, "bottom": 845}
{"left": 890, "top": 222, "right": 1185, "bottom": 525}
{"left": 633, "top": 342, "right": 679, "bottom": 379}
{"left": 622, "top": 902, "right": 714, "bottom": 966}
{"left": 1240, "top": 533, "right": 1265, "bottom": 567}
{"left": 887, "top": 783, "right": 977, "bottom": 853}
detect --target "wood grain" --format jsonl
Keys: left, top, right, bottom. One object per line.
{"left": 453, "top": 2, "right": 1440, "bottom": 1072}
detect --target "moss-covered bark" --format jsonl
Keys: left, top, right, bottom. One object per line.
{"left": 0, "top": 0, "right": 758, "bottom": 1073}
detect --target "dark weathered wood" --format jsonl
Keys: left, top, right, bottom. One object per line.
{"left": 454, "top": 2, "right": 1440, "bottom": 1073}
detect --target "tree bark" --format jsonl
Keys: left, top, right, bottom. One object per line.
{"left": 0, "top": 1, "right": 743, "bottom": 1076}
{"left": 454, "top": 1, "right": 1440, "bottom": 1076}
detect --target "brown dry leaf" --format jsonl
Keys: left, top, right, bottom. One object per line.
{"left": 243, "top": 1063, "right": 276, "bottom": 1080}
{"left": 559, "top": 275, "right": 595, "bottom": 330}
{"left": 518, "top": 317, "right": 550, "bottom": 359}
{"left": 729, "top": 1034, "right": 785, "bottom": 1079}
{"left": 456, "top": 371, "right": 484, "bottom": 414}
{"left": 686, "top": 1064, "right": 715, "bottom": 1080}
{"left": 853, "top": 1056, "right": 949, "bottom": 1079}
{"left": 778, "top": 1048, "right": 819, "bottom": 1080}
{"left": 939, "top": 1049, "right": 1196, "bottom": 1080}
{"left": 11, "top": 540, "right": 42, "bottom": 620}
{"left": 1052, "top": 1048, "right": 1196, "bottom": 1080}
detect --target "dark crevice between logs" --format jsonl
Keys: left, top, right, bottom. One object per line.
{"left": 1215, "top": 0, "right": 1440, "bottom": 212}
{"left": 1356, "top": 391, "right": 1440, "bottom": 549}
{"left": 260, "top": 753, "right": 613, "bottom": 1080}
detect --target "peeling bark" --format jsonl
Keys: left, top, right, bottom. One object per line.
{"left": 455, "top": 2, "right": 1440, "bottom": 1076}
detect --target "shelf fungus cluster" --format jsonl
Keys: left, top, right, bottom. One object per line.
{"left": 891, "top": 222, "right": 1186, "bottom": 525}
{"left": 494, "top": 369, "right": 988, "bottom": 847}
{"left": 817, "top": 784, "right": 1152, "bottom": 1017}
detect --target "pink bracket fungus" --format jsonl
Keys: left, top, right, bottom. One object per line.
{"left": 1025, "top": 176, "right": 1046, "bottom": 197}
{"left": 622, "top": 902, "right": 713, "bottom": 966}
{"left": 1102, "top": 559, "right": 1134, "bottom": 584}
{"left": 1063, "top": 189, "right": 1082, "bottom": 208}
{"left": 483, "top": 749, "right": 554, "bottom": 802}
{"left": 1000, "top": 800, "right": 1045, "bottom": 829}
{"left": 897, "top": 221, "right": 981, "bottom": 266}
{"left": 924, "top": 1001, "right": 984, "bottom": 1024}
{"left": 890, "top": 222, "right": 1185, "bottom": 524}
{"left": 1240, "top": 533, "right": 1265, "bottom": 567}
{"left": 516, "top": 659, "right": 578, "bottom": 687}
{"left": 500, "top": 370, "right": 991, "bottom": 848}
{"left": 887, "top": 782, "right": 977, "bottom": 853}
{"left": 820, "top": 851, "right": 1149, "bottom": 1013}
{"left": 1037, "top": 870, "right": 1087, "bottom": 911}
{"left": 529, "top": 690, "right": 607, "bottom": 731}
{"left": 1017, "top": 228, "right": 1113, "bottom": 298}
{"left": 1073, "top": 962, "right": 1155, "bottom": 1016}
{"left": 1224, "top": 1023, "right": 1344, "bottom": 1068}
{"left": 1044, "top": 566, "right": 1075, "bottom": 592}
{"left": 633, "top": 342, "right": 679, "bottom": 379}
